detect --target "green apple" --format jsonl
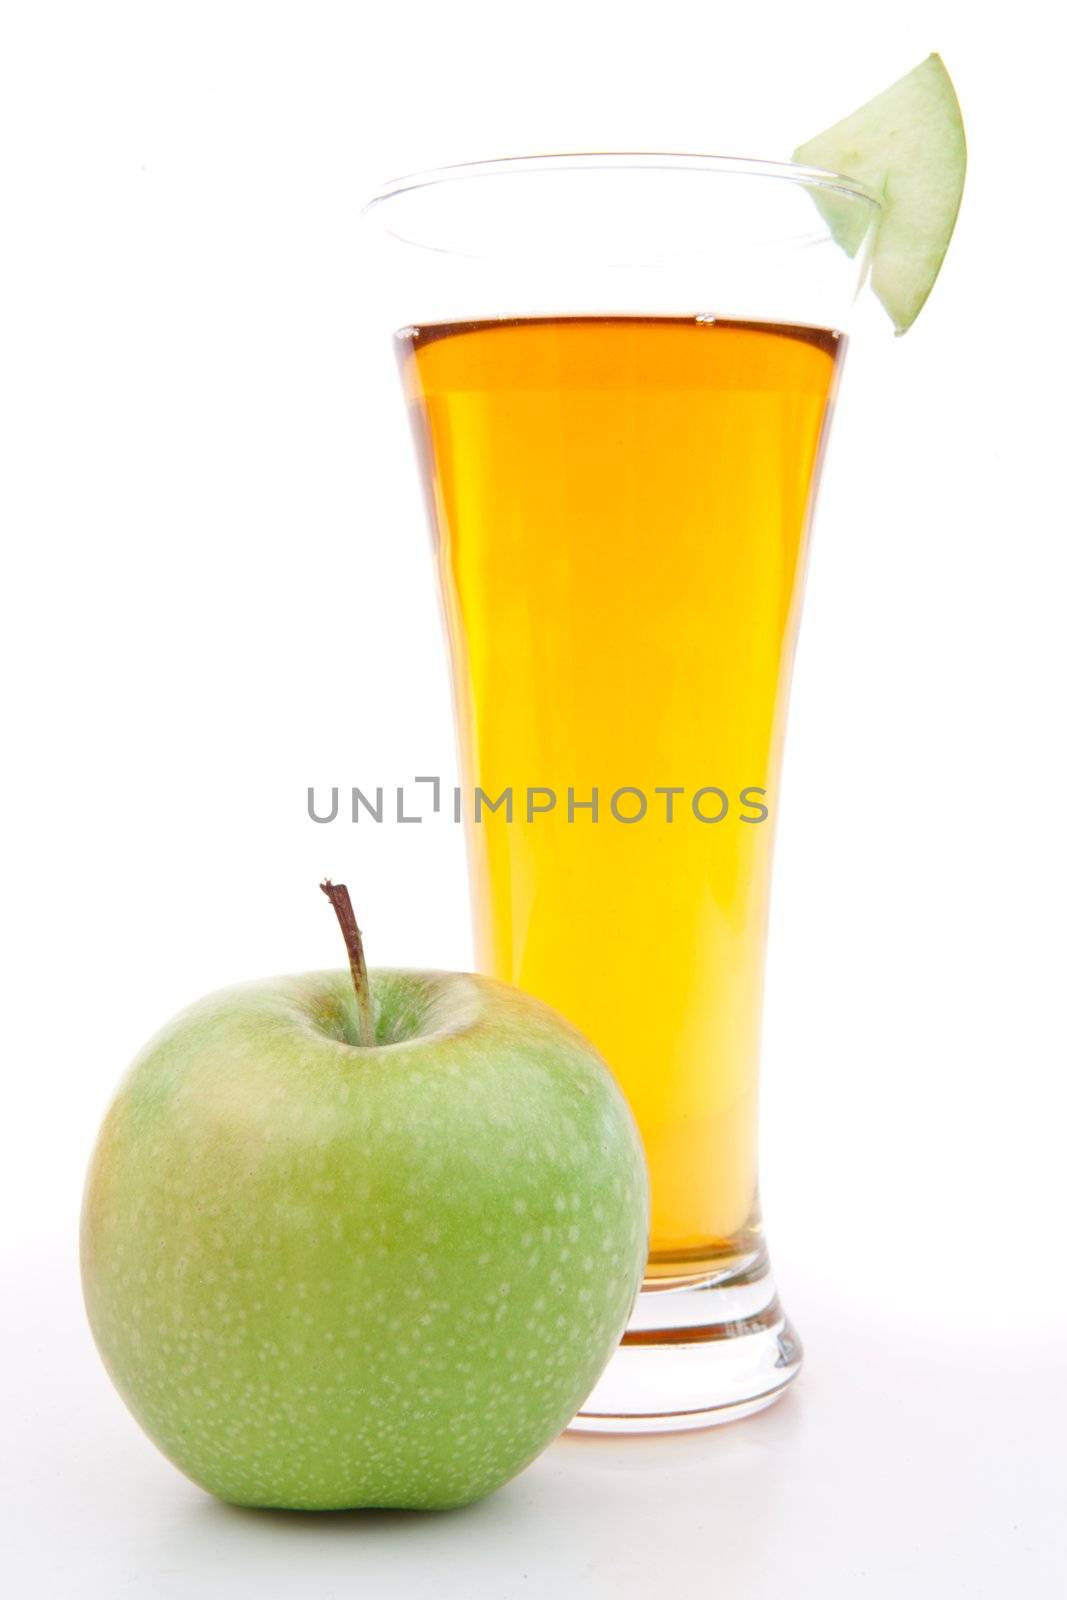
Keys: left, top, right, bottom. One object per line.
{"left": 793, "top": 53, "right": 966, "bottom": 333}
{"left": 81, "top": 883, "right": 648, "bottom": 1510}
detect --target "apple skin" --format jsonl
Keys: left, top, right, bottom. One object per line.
{"left": 81, "top": 968, "right": 648, "bottom": 1510}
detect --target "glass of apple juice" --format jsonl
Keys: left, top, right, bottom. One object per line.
{"left": 361, "top": 155, "right": 880, "bottom": 1428}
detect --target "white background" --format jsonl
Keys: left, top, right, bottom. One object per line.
{"left": 2, "top": 1, "right": 1065, "bottom": 1594}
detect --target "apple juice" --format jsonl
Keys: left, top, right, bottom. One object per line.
{"left": 400, "top": 315, "right": 841, "bottom": 1275}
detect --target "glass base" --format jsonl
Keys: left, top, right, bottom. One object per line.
{"left": 570, "top": 1252, "right": 802, "bottom": 1433}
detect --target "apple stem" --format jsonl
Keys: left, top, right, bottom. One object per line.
{"left": 320, "top": 880, "right": 375, "bottom": 1048}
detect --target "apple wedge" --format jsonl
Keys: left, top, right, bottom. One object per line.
{"left": 793, "top": 53, "right": 966, "bottom": 334}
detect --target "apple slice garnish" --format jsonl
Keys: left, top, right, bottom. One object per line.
{"left": 793, "top": 53, "right": 966, "bottom": 334}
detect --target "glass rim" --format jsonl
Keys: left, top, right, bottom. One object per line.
{"left": 362, "top": 151, "right": 884, "bottom": 222}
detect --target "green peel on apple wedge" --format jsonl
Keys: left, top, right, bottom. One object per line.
{"left": 793, "top": 53, "right": 966, "bottom": 334}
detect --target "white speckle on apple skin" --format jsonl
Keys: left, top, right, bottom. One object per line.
{"left": 82, "top": 968, "right": 648, "bottom": 1510}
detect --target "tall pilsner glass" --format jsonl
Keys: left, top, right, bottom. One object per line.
{"left": 362, "top": 156, "right": 880, "bottom": 1429}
